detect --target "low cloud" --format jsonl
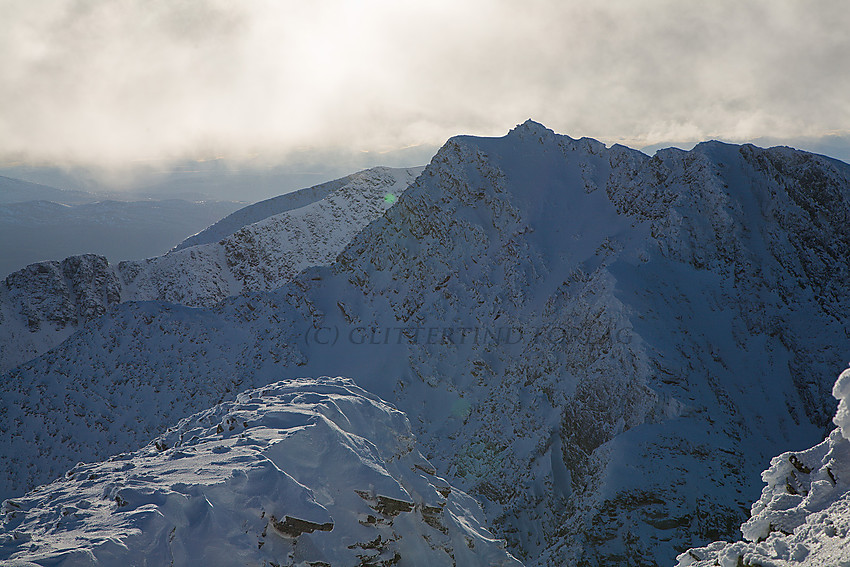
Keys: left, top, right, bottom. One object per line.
{"left": 2, "top": 0, "right": 849, "bottom": 170}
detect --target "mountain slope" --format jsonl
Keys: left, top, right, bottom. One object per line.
{"left": 679, "top": 367, "right": 850, "bottom": 567}
{"left": 119, "top": 166, "right": 423, "bottom": 306}
{"left": 2, "top": 123, "right": 849, "bottom": 566}
{"left": 0, "top": 376, "right": 521, "bottom": 567}
{"left": 0, "top": 166, "right": 422, "bottom": 372}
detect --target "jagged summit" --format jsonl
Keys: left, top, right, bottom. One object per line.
{"left": 2, "top": 123, "right": 850, "bottom": 566}
{"left": 508, "top": 118, "right": 556, "bottom": 136}
{"left": 502, "top": 119, "right": 608, "bottom": 153}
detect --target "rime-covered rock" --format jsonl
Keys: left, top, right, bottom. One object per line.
{"left": 678, "top": 368, "right": 850, "bottom": 567}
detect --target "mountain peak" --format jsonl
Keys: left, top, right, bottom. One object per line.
{"left": 508, "top": 118, "right": 557, "bottom": 138}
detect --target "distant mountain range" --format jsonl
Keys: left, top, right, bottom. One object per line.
{"left": 0, "top": 175, "right": 97, "bottom": 205}
{"left": 2, "top": 121, "right": 849, "bottom": 566}
{"left": 0, "top": 170, "right": 248, "bottom": 279}
{"left": 0, "top": 143, "right": 439, "bottom": 203}
{"left": 0, "top": 198, "right": 243, "bottom": 279}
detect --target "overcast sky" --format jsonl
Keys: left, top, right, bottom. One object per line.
{"left": 2, "top": 0, "right": 849, "bottom": 172}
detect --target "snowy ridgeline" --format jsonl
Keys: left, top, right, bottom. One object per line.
{"left": 0, "top": 377, "right": 520, "bottom": 567}
{"left": 679, "top": 368, "right": 850, "bottom": 567}
{"left": 0, "top": 166, "right": 422, "bottom": 373}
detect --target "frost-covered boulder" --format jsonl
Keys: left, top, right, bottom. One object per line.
{"left": 0, "top": 376, "right": 520, "bottom": 567}
{"left": 678, "top": 368, "right": 850, "bottom": 567}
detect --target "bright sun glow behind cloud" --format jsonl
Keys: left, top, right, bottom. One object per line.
{"left": 2, "top": 0, "right": 849, "bottom": 167}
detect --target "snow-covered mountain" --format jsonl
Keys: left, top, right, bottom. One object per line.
{"left": 120, "top": 166, "right": 422, "bottom": 306}
{"left": 2, "top": 122, "right": 849, "bottom": 566}
{"left": 0, "top": 166, "right": 422, "bottom": 372}
{"left": 172, "top": 173, "right": 355, "bottom": 251}
{"left": 679, "top": 368, "right": 850, "bottom": 567}
{"left": 0, "top": 376, "right": 521, "bottom": 567}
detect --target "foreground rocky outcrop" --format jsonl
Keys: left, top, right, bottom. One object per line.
{"left": 0, "top": 377, "right": 520, "bottom": 567}
{"left": 679, "top": 368, "right": 850, "bottom": 567}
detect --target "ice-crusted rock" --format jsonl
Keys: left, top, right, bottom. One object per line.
{"left": 678, "top": 368, "right": 850, "bottom": 567}
{"left": 832, "top": 368, "right": 850, "bottom": 439}
{"left": 3, "top": 122, "right": 850, "bottom": 566}
{"left": 0, "top": 376, "right": 521, "bottom": 567}
{"left": 0, "top": 166, "right": 422, "bottom": 372}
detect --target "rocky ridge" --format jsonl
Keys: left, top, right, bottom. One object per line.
{"left": 0, "top": 376, "right": 520, "bottom": 567}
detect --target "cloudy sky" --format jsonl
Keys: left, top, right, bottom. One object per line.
{"left": 2, "top": 0, "right": 850, "bottom": 173}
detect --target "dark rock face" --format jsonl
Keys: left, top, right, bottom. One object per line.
{"left": 271, "top": 515, "right": 334, "bottom": 537}
{"left": 4, "top": 254, "right": 120, "bottom": 332}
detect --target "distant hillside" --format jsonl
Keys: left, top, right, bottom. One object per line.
{"left": 0, "top": 198, "right": 242, "bottom": 279}
{"left": 0, "top": 175, "right": 97, "bottom": 205}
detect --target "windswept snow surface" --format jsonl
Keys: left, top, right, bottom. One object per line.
{"left": 3, "top": 122, "right": 850, "bottom": 565}
{"left": 678, "top": 368, "right": 850, "bottom": 567}
{"left": 0, "top": 376, "right": 521, "bottom": 567}
{"left": 0, "top": 166, "right": 422, "bottom": 372}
